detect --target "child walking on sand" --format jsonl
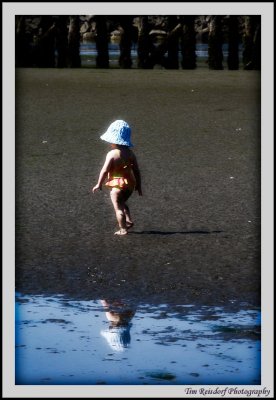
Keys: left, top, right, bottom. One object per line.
{"left": 92, "top": 120, "right": 142, "bottom": 235}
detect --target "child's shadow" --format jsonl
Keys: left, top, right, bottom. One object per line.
{"left": 129, "top": 230, "right": 223, "bottom": 235}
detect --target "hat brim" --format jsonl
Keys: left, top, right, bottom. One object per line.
{"left": 100, "top": 133, "right": 133, "bottom": 147}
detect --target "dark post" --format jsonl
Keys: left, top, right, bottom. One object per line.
{"left": 36, "top": 16, "right": 56, "bottom": 67}
{"left": 167, "top": 16, "right": 180, "bottom": 69}
{"left": 147, "top": 22, "right": 182, "bottom": 69}
{"left": 242, "top": 16, "right": 254, "bottom": 69}
{"left": 252, "top": 16, "right": 261, "bottom": 70}
{"left": 55, "top": 16, "right": 69, "bottom": 68}
{"left": 242, "top": 15, "right": 261, "bottom": 70}
{"left": 227, "top": 16, "right": 240, "bottom": 70}
{"left": 180, "top": 16, "right": 196, "bottom": 69}
{"left": 95, "top": 16, "right": 109, "bottom": 68}
{"left": 119, "top": 16, "right": 133, "bottom": 68}
{"left": 208, "top": 16, "right": 224, "bottom": 70}
{"left": 68, "top": 16, "right": 81, "bottom": 68}
{"left": 137, "top": 16, "right": 152, "bottom": 68}
{"left": 15, "top": 16, "right": 31, "bottom": 67}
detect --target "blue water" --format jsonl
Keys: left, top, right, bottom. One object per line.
{"left": 79, "top": 41, "right": 242, "bottom": 67}
{"left": 15, "top": 293, "right": 260, "bottom": 385}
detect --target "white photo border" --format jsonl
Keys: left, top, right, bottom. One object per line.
{"left": 3, "top": 2, "right": 274, "bottom": 398}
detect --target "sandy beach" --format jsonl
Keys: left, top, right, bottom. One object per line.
{"left": 15, "top": 68, "right": 261, "bottom": 308}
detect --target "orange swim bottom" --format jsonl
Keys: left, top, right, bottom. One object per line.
{"left": 105, "top": 177, "right": 133, "bottom": 190}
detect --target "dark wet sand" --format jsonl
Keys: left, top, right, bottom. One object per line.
{"left": 15, "top": 68, "right": 261, "bottom": 308}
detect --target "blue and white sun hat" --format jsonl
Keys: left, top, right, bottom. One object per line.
{"left": 100, "top": 120, "right": 133, "bottom": 147}
{"left": 101, "top": 326, "right": 131, "bottom": 352}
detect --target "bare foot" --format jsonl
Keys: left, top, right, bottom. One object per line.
{"left": 114, "top": 229, "right": 128, "bottom": 235}
{"left": 126, "top": 222, "right": 134, "bottom": 230}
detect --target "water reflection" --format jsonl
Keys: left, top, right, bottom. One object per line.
{"left": 15, "top": 293, "right": 260, "bottom": 385}
{"left": 100, "top": 299, "right": 136, "bottom": 352}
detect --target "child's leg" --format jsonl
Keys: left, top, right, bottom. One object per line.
{"left": 124, "top": 203, "right": 134, "bottom": 228}
{"left": 110, "top": 188, "right": 128, "bottom": 235}
{"left": 122, "top": 189, "right": 134, "bottom": 228}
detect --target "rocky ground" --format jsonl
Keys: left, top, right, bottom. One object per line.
{"left": 15, "top": 68, "right": 261, "bottom": 309}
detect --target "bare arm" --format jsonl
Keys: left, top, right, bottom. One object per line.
{"left": 132, "top": 154, "right": 142, "bottom": 196}
{"left": 92, "top": 152, "right": 113, "bottom": 193}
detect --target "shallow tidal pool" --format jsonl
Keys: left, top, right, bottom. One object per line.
{"left": 15, "top": 293, "right": 260, "bottom": 385}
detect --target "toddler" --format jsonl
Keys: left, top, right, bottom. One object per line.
{"left": 92, "top": 120, "right": 142, "bottom": 235}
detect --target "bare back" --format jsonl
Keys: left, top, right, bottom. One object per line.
{"left": 104, "top": 147, "right": 136, "bottom": 191}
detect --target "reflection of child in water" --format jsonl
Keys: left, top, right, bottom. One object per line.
{"left": 92, "top": 120, "right": 142, "bottom": 235}
{"left": 100, "top": 299, "right": 136, "bottom": 352}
